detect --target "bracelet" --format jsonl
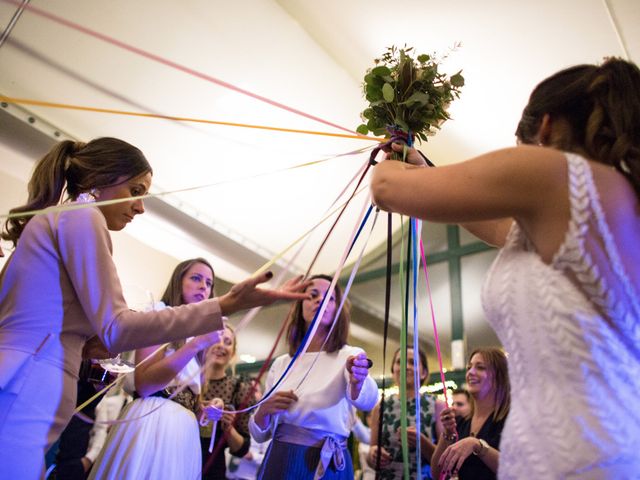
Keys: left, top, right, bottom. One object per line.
{"left": 473, "top": 438, "right": 489, "bottom": 457}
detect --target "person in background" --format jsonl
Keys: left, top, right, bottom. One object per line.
{"left": 199, "top": 325, "right": 255, "bottom": 480}
{"left": 371, "top": 57, "right": 640, "bottom": 477}
{"left": 226, "top": 379, "right": 271, "bottom": 480}
{"left": 46, "top": 361, "right": 119, "bottom": 479}
{"left": 355, "top": 410, "right": 375, "bottom": 480}
{"left": 451, "top": 389, "right": 471, "bottom": 419}
{"left": 250, "top": 274, "right": 379, "bottom": 480}
{"left": 0, "top": 137, "right": 310, "bottom": 479}
{"left": 431, "top": 348, "right": 509, "bottom": 480}
{"left": 367, "top": 347, "right": 443, "bottom": 479}
{"left": 83, "top": 387, "right": 131, "bottom": 472}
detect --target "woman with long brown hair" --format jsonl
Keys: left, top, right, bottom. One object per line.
{"left": 249, "top": 274, "right": 379, "bottom": 479}
{"left": 366, "top": 347, "right": 444, "bottom": 479}
{"left": 89, "top": 257, "right": 220, "bottom": 479}
{"left": 0, "top": 137, "right": 309, "bottom": 479}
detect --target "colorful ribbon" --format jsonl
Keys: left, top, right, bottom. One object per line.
{"left": 0, "top": 0, "right": 358, "bottom": 135}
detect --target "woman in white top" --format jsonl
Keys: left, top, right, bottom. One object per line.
{"left": 89, "top": 257, "right": 221, "bottom": 479}
{"left": 0, "top": 137, "right": 309, "bottom": 479}
{"left": 371, "top": 58, "right": 640, "bottom": 478}
{"left": 249, "top": 274, "right": 379, "bottom": 479}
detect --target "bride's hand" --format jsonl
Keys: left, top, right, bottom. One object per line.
{"left": 384, "top": 142, "right": 428, "bottom": 167}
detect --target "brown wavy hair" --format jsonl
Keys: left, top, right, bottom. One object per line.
{"left": 467, "top": 347, "right": 510, "bottom": 422}
{"left": 1, "top": 137, "right": 151, "bottom": 247}
{"left": 285, "top": 274, "right": 350, "bottom": 356}
{"left": 515, "top": 57, "right": 640, "bottom": 196}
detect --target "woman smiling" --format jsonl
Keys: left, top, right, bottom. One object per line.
{"left": 431, "top": 348, "right": 510, "bottom": 480}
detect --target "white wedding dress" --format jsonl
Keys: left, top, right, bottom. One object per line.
{"left": 482, "top": 153, "right": 640, "bottom": 479}
{"left": 88, "top": 346, "right": 202, "bottom": 480}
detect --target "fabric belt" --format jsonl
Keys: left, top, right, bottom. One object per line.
{"left": 132, "top": 386, "right": 198, "bottom": 413}
{"left": 274, "top": 423, "right": 347, "bottom": 480}
{"left": 132, "top": 389, "right": 171, "bottom": 400}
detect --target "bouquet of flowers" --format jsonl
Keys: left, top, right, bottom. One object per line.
{"left": 357, "top": 45, "right": 464, "bottom": 149}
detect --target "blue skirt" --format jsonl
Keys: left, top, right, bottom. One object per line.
{"left": 257, "top": 438, "right": 354, "bottom": 480}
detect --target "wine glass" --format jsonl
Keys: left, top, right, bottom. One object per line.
{"left": 97, "top": 353, "right": 135, "bottom": 374}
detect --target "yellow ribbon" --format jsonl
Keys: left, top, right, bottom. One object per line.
{"left": 1, "top": 96, "right": 383, "bottom": 142}
{"left": 0, "top": 147, "right": 373, "bottom": 220}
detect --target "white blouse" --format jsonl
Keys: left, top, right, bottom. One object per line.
{"left": 249, "top": 345, "right": 379, "bottom": 442}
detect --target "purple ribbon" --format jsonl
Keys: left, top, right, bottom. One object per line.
{"left": 368, "top": 127, "right": 414, "bottom": 165}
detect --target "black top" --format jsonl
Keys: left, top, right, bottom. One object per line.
{"left": 200, "top": 375, "right": 255, "bottom": 480}
{"left": 455, "top": 413, "right": 505, "bottom": 480}
{"left": 51, "top": 361, "right": 110, "bottom": 479}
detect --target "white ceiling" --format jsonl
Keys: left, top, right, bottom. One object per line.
{"left": 1, "top": 0, "right": 637, "bottom": 370}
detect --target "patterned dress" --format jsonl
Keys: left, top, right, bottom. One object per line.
{"left": 377, "top": 392, "right": 437, "bottom": 479}
{"left": 200, "top": 375, "right": 254, "bottom": 480}
{"left": 482, "top": 153, "right": 640, "bottom": 479}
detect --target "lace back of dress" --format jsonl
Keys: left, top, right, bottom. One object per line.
{"left": 556, "top": 153, "right": 640, "bottom": 342}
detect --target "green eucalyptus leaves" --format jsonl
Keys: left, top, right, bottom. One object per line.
{"left": 357, "top": 45, "right": 464, "bottom": 143}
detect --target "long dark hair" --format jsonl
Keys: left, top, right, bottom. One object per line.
{"left": 161, "top": 258, "right": 215, "bottom": 354}
{"left": 515, "top": 57, "right": 640, "bottom": 196}
{"left": 2, "top": 137, "right": 151, "bottom": 246}
{"left": 285, "top": 274, "right": 350, "bottom": 356}
{"left": 160, "top": 257, "right": 215, "bottom": 307}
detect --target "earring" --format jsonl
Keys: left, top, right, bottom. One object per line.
{"left": 76, "top": 189, "right": 99, "bottom": 204}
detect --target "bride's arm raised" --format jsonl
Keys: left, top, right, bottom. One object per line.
{"left": 371, "top": 145, "right": 570, "bottom": 255}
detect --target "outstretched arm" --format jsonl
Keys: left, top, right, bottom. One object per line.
{"left": 218, "top": 273, "right": 311, "bottom": 316}
{"left": 371, "top": 145, "right": 571, "bottom": 260}
{"left": 379, "top": 143, "right": 514, "bottom": 247}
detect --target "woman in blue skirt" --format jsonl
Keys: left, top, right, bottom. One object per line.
{"left": 249, "top": 275, "right": 379, "bottom": 479}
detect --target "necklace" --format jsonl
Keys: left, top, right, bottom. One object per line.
{"left": 470, "top": 412, "right": 491, "bottom": 438}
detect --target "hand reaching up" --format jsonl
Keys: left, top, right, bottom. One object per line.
{"left": 189, "top": 329, "right": 223, "bottom": 353}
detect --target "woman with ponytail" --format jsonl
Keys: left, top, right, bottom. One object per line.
{"left": 0, "top": 137, "right": 309, "bottom": 479}
{"left": 371, "top": 58, "right": 640, "bottom": 477}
